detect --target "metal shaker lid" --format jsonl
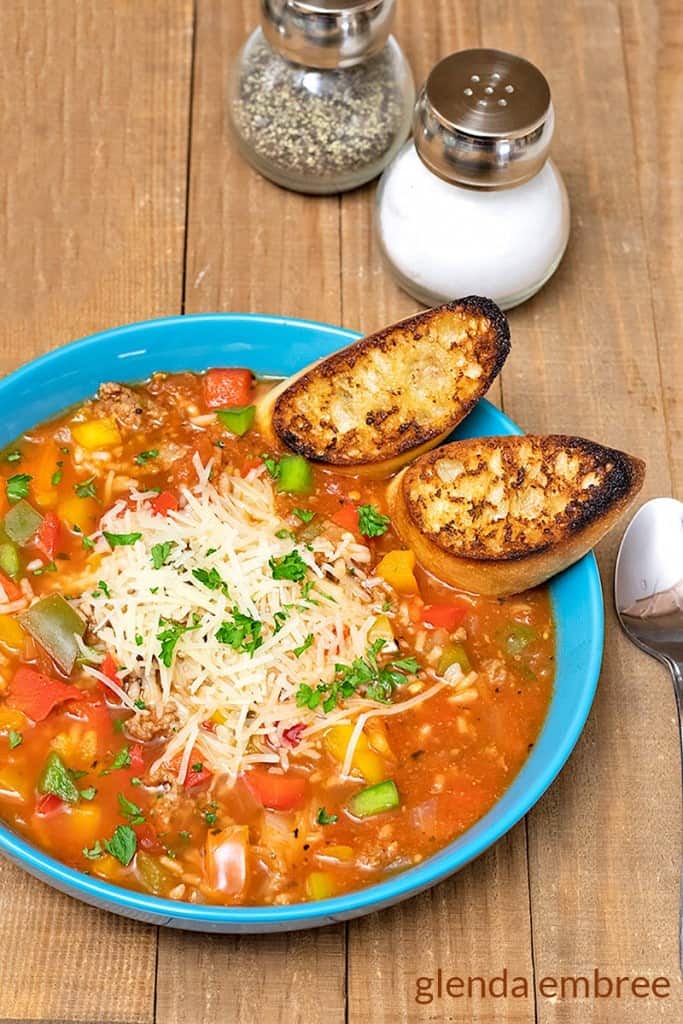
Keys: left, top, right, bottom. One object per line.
{"left": 414, "top": 49, "right": 554, "bottom": 189}
{"left": 261, "top": 0, "right": 395, "bottom": 69}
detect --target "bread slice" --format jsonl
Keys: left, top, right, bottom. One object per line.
{"left": 387, "top": 435, "right": 646, "bottom": 596}
{"left": 256, "top": 297, "right": 510, "bottom": 477}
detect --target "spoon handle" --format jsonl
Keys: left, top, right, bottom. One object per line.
{"left": 669, "top": 659, "right": 683, "bottom": 974}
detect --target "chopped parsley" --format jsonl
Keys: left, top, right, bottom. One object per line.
{"left": 103, "top": 531, "right": 142, "bottom": 548}
{"left": 82, "top": 840, "right": 104, "bottom": 860}
{"left": 51, "top": 468, "right": 63, "bottom": 486}
{"left": 191, "top": 762, "right": 204, "bottom": 773}
{"left": 39, "top": 752, "right": 80, "bottom": 803}
{"left": 357, "top": 504, "right": 391, "bottom": 538}
{"left": 273, "top": 610, "right": 289, "bottom": 634}
{"left": 92, "top": 579, "right": 111, "bottom": 599}
{"left": 316, "top": 807, "right": 338, "bottom": 826}
{"left": 104, "top": 824, "right": 137, "bottom": 866}
{"left": 296, "top": 639, "right": 420, "bottom": 713}
{"left": 6, "top": 474, "right": 32, "bottom": 503}
{"left": 79, "top": 786, "right": 97, "bottom": 801}
{"left": 260, "top": 453, "right": 281, "bottom": 479}
{"left": 133, "top": 697, "right": 146, "bottom": 709}
{"left": 100, "top": 746, "right": 132, "bottom": 776}
{"left": 135, "top": 449, "right": 159, "bottom": 465}
{"left": 292, "top": 633, "right": 314, "bottom": 658}
{"left": 192, "top": 566, "right": 229, "bottom": 595}
{"left": 32, "top": 561, "right": 57, "bottom": 576}
{"left": 151, "top": 541, "right": 175, "bottom": 569}
{"left": 117, "top": 792, "right": 145, "bottom": 825}
{"left": 203, "top": 810, "right": 218, "bottom": 826}
{"left": 156, "top": 616, "right": 201, "bottom": 668}
{"left": 269, "top": 550, "right": 308, "bottom": 582}
{"left": 131, "top": 777, "right": 142, "bottom": 786}
{"left": 8, "top": 730, "right": 22, "bottom": 750}
{"left": 74, "top": 476, "right": 97, "bottom": 499}
{"left": 135, "top": 635, "right": 144, "bottom": 648}
{"left": 293, "top": 508, "right": 315, "bottom": 523}
{"left": 275, "top": 528, "right": 295, "bottom": 540}
{"left": 217, "top": 609, "right": 263, "bottom": 657}
{"left": 4, "top": 450, "right": 22, "bottom": 463}
{"left": 82, "top": 535, "right": 95, "bottom": 550}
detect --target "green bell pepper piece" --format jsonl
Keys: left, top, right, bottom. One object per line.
{"left": 437, "top": 642, "right": 472, "bottom": 676}
{"left": 4, "top": 499, "right": 43, "bottom": 546}
{"left": 217, "top": 405, "right": 256, "bottom": 437}
{"left": 38, "top": 751, "right": 80, "bottom": 803}
{"left": 0, "top": 541, "right": 20, "bottom": 578}
{"left": 501, "top": 623, "right": 537, "bottom": 656}
{"left": 137, "top": 851, "right": 171, "bottom": 895}
{"left": 347, "top": 780, "right": 400, "bottom": 818}
{"left": 277, "top": 455, "right": 313, "bottom": 495}
{"left": 19, "top": 593, "right": 86, "bottom": 674}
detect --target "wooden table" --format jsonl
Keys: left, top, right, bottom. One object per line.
{"left": 0, "top": 2, "right": 681, "bottom": 1021}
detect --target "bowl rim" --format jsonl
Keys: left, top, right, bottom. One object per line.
{"left": 0, "top": 312, "right": 604, "bottom": 927}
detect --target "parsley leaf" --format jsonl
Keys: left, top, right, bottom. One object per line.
{"left": 117, "top": 792, "right": 145, "bottom": 825}
{"left": 4, "top": 450, "right": 22, "bottom": 463}
{"left": 192, "top": 567, "right": 229, "bottom": 595}
{"left": 39, "top": 752, "right": 80, "bottom": 803}
{"left": 82, "top": 535, "right": 95, "bottom": 550}
{"left": 103, "top": 531, "right": 142, "bottom": 548}
{"left": 292, "top": 633, "right": 314, "bottom": 658}
{"left": 8, "top": 730, "right": 22, "bottom": 750}
{"left": 217, "top": 608, "right": 263, "bottom": 657}
{"left": 156, "top": 617, "right": 201, "bottom": 668}
{"left": 295, "top": 640, "right": 420, "bottom": 713}
{"left": 74, "top": 476, "right": 97, "bottom": 499}
{"left": 273, "top": 610, "right": 289, "bottom": 634}
{"left": 293, "top": 508, "right": 315, "bottom": 523}
{"left": 79, "top": 786, "right": 97, "bottom": 801}
{"left": 151, "top": 541, "right": 175, "bottom": 569}
{"left": 51, "top": 468, "right": 63, "bottom": 486}
{"left": 203, "top": 810, "right": 218, "bottom": 826}
{"left": 260, "top": 453, "right": 281, "bottom": 479}
{"left": 275, "top": 528, "right": 295, "bottom": 540}
{"left": 100, "top": 746, "right": 131, "bottom": 776}
{"left": 82, "top": 840, "right": 104, "bottom": 860}
{"left": 269, "top": 550, "right": 308, "bottom": 582}
{"left": 135, "top": 449, "right": 159, "bottom": 465}
{"left": 6, "top": 474, "right": 32, "bottom": 503}
{"left": 316, "top": 807, "right": 338, "bottom": 826}
{"left": 357, "top": 504, "right": 391, "bottom": 538}
{"left": 92, "top": 579, "right": 111, "bottom": 599}
{"left": 104, "top": 824, "right": 137, "bottom": 866}
{"left": 32, "top": 561, "right": 57, "bottom": 576}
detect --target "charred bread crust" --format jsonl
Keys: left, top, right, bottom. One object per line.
{"left": 388, "top": 435, "right": 646, "bottom": 596}
{"left": 270, "top": 298, "right": 510, "bottom": 468}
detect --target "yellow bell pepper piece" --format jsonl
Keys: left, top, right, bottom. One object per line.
{"left": 52, "top": 728, "right": 97, "bottom": 770}
{"left": 32, "top": 440, "right": 60, "bottom": 509}
{"left": 68, "top": 804, "right": 101, "bottom": 845}
{"left": 72, "top": 417, "right": 121, "bottom": 451}
{"left": 0, "top": 615, "right": 25, "bottom": 651}
{"left": 367, "top": 614, "right": 394, "bottom": 645}
{"left": 324, "top": 723, "right": 386, "bottom": 784}
{"left": 306, "top": 871, "right": 335, "bottom": 900}
{"left": 376, "top": 549, "right": 419, "bottom": 594}
{"left": 0, "top": 767, "right": 30, "bottom": 802}
{"left": 57, "top": 495, "right": 99, "bottom": 535}
{"left": 0, "top": 706, "right": 26, "bottom": 732}
{"left": 318, "top": 845, "right": 354, "bottom": 863}
{"left": 93, "top": 854, "right": 122, "bottom": 881}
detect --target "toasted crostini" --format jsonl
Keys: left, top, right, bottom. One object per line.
{"left": 255, "top": 297, "right": 510, "bottom": 477}
{"left": 387, "top": 435, "right": 646, "bottom": 596}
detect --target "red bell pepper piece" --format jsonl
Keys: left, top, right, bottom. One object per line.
{"left": 150, "top": 491, "right": 179, "bottom": 516}
{"left": 422, "top": 602, "right": 470, "bottom": 632}
{"left": 184, "top": 758, "right": 212, "bottom": 790}
{"left": 241, "top": 455, "right": 263, "bottom": 477}
{"left": 134, "top": 822, "right": 161, "bottom": 852}
{"left": 202, "top": 368, "right": 253, "bottom": 410}
{"left": 35, "top": 793, "right": 65, "bottom": 816}
{"left": 331, "top": 503, "right": 359, "bottom": 534}
{"left": 37, "top": 511, "right": 61, "bottom": 559}
{"left": 7, "top": 666, "right": 82, "bottom": 722}
{"left": 0, "top": 571, "right": 23, "bottom": 603}
{"left": 101, "top": 652, "right": 121, "bottom": 685}
{"left": 244, "top": 769, "right": 307, "bottom": 811}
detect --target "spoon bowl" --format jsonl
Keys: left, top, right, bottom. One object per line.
{"left": 614, "top": 496, "right": 683, "bottom": 971}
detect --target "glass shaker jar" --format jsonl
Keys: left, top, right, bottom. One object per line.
{"left": 230, "top": 0, "right": 415, "bottom": 194}
{"left": 376, "top": 50, "right": 570, "bottom": 310}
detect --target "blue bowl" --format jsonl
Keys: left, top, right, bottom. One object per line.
{"left": 0, "top": 314, "right": 604, "bottom": 932}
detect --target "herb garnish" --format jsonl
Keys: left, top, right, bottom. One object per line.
{"left": 135, "top": 449, "right": 159, "bottom": 465}
{"left": 156, "top": 616, "right": 202, "bottom": 668}
{"left": 296, "top": 639, "right": 420, "bottom": 713}
{"left": 8, "top": 730, "right": 22, "bottom": 750}
{"left": 104, "top": 824, "right": 137, "bottom": 866}
{"left": 192, "top": 567, "right": 230, "bottom": 595}
{"left": 151, "top": 541, "right": 175, "bottom": 569}
{"left": 217, "top": 609, "right": 263, "bottom": 657}
{"left": 293, "top": 508, "right": 315, "bottom": 523}
{"left": 269, "top": 550, "right": 308, "bottom": 582}
{"left": 51, "top": 468, "right": 63, "bottom": 486}
{"left": 316, "top": 807, "right": 338, "bottom": 826}
{"left": 292, "top": 633, "right": 314, "bottom": 658}
{"left": 103, "top": 531, "right": 142, "bottom": 548}
{"left": 100, "top": 746, "right": 132, "bottom": 776}
{"left": 4, "top": 451, "right": 22, "bottom": 464}
{"left": 6, "top": 474, "right": 32, "bottom": 503}
{"left": 74, "top": 476, "right": 97, "bottom": 499}
{"left": 117, "top": 792, "right": 145, "bottom": 825}
{"left": 357, "top": 504, "right": 391, "bottom": 538}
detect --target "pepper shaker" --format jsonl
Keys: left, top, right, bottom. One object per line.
{"left": 230, "top": 0, "right": 415, "bottom": 195}
{"left": 376, "top": 50, "right": 570, "bottom": 309}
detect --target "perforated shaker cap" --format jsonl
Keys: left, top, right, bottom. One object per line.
{"left": 414, "top": 49, "right": 554, "bottom": 189}
{"left": 261, "top": 0, "right": 395, "bottom": 69}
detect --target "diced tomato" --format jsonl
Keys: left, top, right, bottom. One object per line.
{"left": 423, "top": 602, "right": 470, "bottom": 632}
{"left": 129, "top": 743, "right": 145, "bottom": 774}
{"left": 241, "top": 455, "right": 263, "bottom": 477}
{"left": 202, "top": 368, "right": 253, "bottom": 410}
{"left": 244, "top": 769, "right": 308, "bottom": 811}
{"left": 8, "top": 666, "right": 83, "bottom": 722}
{"left": 0, "top": 571, "right": 23, "bottom": 604}
{"left": 35, "top": 793, "right": 65, "bottom": 816}
{"left": 134, "top": 822, "right": 161, "bottom": 852}
{"left": 281, "top": 723, "right": 306, "bottom": 749}
{"left": 101, "top": 653, "right": 121, "bottom": 685}
{"left": 184, "top": 759, "right": 212, "bottom": 790}
{"left": 331, "top": 503, "right": 359, "bottom": 534}
{"left": 150, "top": 490, "right": 179, "bottom": 517}
{"left": 37, "top": 511, "right": 61, "bottom": 559}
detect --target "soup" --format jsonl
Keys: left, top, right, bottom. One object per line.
{"left": 0, "top": 369, "right": 553, "bottom": 905}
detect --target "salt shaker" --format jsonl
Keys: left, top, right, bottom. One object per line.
{"left": 376, "top": 50, "right": 570, "bottom": 310}
{"left": 230, "top": 0, "right": 415, "bottom": 195}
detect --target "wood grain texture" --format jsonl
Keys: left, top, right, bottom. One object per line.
{"left": 0, "top": 0, "right": 193, "bottom": 1021}
{"left": 477, "top": 0, "right": 683, "bottom": 1019}
{"left": 155, "top": 3, "right": 346, "bottom": 1022}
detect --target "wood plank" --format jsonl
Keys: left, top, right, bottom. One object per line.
{"left": 343, "top": 4, "right": 531, "bottom": 1023}
{"left": 155, "top": 3, "right": 345, "bottom": 1022}
{"left": 620, "top": 0, "right": 683, "bottom": 492}
{"left": 0, "top": 1, "right": 193, "bottom": 1022}
{"left": 476, "top": 0, "right": 683, "bottom": 1018}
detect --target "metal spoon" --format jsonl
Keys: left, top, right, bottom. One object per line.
{"left": 614, "top": 497, "right": 683, "bottom": 971}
